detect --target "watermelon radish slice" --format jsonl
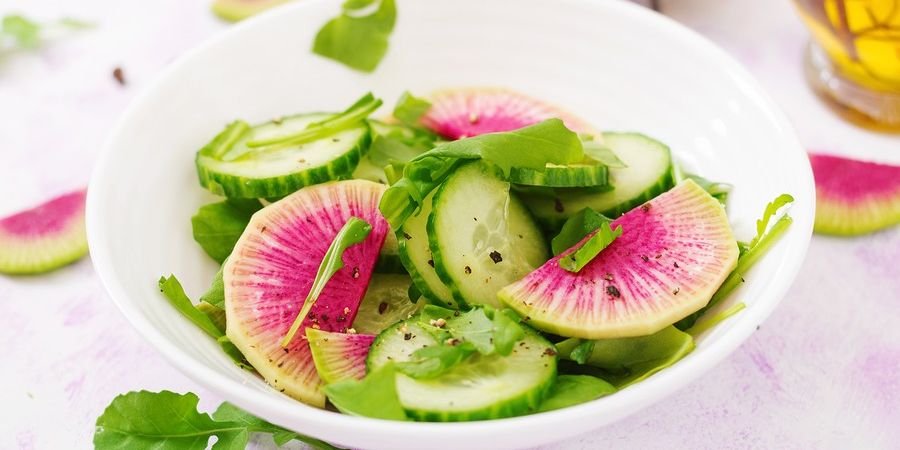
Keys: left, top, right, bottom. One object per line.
{"left": 224, "top": 180, "right": 389, "bottom": 407}
{"left": 0, "top": 190, "right": 88, "bottom": 275}
{"left": 306, "top": 328, "right": 376, "bottom": 384}
{"left": 499, "top": 180, "right": 739, "bottom": 339}
{"left": 809, "top": 153, "right": 900, "bottom": 236}
{"left": 420, "top": 88, "right": 594, "bottom": 139}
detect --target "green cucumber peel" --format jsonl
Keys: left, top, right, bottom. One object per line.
{"left": 312, "top": 0, "right": 396, "bottom": 72}
{"left": 280, "top": 217, "right": 373, "bottom": 347}
{"left": 559, "top": 222, "right": 622, "bottom": 273}
{"left": 246, "top": 93, "right": 382, "bottom": 150}
{"left": 379, "top": 119, "right": 584, "bottom": 229}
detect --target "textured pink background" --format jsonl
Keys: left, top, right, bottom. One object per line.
{"left": 1, "top": 0, "right": 898, "bottom": 449}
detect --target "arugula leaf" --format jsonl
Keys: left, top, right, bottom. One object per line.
{"left": 491, "top": 309, "right": 525, "bottom": 356}
{"left": 2, "top": 15, "right": 40, "bottom": 49}
{"left": 380, "top": 119, "right": 584, "bottom": 229}
{"left": 281, "top": 217, "right": 372, "bottom": 347}
{"left": 159, "top": 275, "right": 223, "bottom": 338}
{"left": 396, "top": 342, "right": 477, "bottom": 378}
{"left": 196, "top": 301, "right": 227, "bottom": 334}
{"left": 551, "top": 208, "right": 613, "bottom": 255}
{"left": 685, "top": 302, "right": 746, "bottom": 337}
{"left": 537, "top": 375, "right": 616, "bottom": 412}
{"left": 444, "top": 308, "right": 495, "bottom": 354}
{"left": 569, "top": 340, "right": 595, "bottom": 365}
{"left": 367, "top": 135, "right": 427, "bottom": 167}
{"left": 559, "top": 222, "right": 623, "bottom": 273}
{"left": 191, "top": 198, "right": 263, "bottom": 263}
{"left": 322, "top": 363, "right": 408, "bottom": 420}
{"left": 416, "top": 306, "right": 525, "bottom": 357}
{"left": 392, "top": 91, "right": 432, "bottom": 126}
{"left": 200, "top": 264, "right": 225, "bottom": 308}
{"left": 686, "top": 174, "right": 732, "bottom": 206}
{"left": 247, "top": 93, "right": 382, "bottom": 149}
{"left": 94, "top": 391, "right": 342, "bottom": 450}
{"left": 583, "top": 141, "right": 625, "bottom": 168}
{"left": 675, "top": 194, "right": 794, "bottom": 330}
{"left": 556, "top": 326, "right": 694, "bottom": 388}
{"left": 312, "top": 0, "right": 396, "bottom": 72}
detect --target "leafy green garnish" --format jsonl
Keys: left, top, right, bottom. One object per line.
{"left": 537, "top": 375, "right": 616, "bottom": 412}
{"left": 583, "top": 141, "right": 625, "bottom": 168}
{"left": 322, "top": 363, "right": 408, "bottom": 420}
{"left": 312, "top": 0, "right": 396, "bottom": 72}
{"left": 559, "top": 222, "right": 622, "bottom": 273}
{"left": 417, "top": 306, "right": 524, "bottom": 357}
{"left": 158, "top": 275, "right": 250, "bottom": 369}
{"left": 280, "top": 217, "right": 372, "bottom": 347}
{"left": 569, "top": 340, "right": 595, "bottom": 365}
{"left": 675, "top": 194, "right": 794, "bottom": 330}
{"left": 247, "top": 93, "right": 382, "bottom": 149}
{"left": 686, "top": 174, "right": 732, "bottom": 206}
{"left": 396, "top": 343, "right": 477, "bottom": 379}
{"left": 94, "top": 391, "right": 342, "bottom": 450}
{"left": 685, "top": 302, "right": 746, "bottom": 337}
{"left": 191, "top": 198, "right": 263, "bottom": 263}
{"left": 491, "top": 309, "right": 525, "bottom": 355}
{"left": 551, "top": 207, "right": 613, "bottom": 255}
{"left": 200, "top": 265, "right": 225, "bottom": 308}
{"left": 556, "top": 326, "right": 694, "bottom": 388}
{"left": 392, "top": 91, "right": 432, "bottom": 126}
{"left": 380, "top": 119, "right": 584, "bottom": 229}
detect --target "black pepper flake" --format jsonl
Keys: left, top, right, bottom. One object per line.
{"left": 403, "top": 333, "right": 412, "bottom": 341}
{"left": 606, "top": 285, "right": 621, "bottom": 298}
{"left": 453, "top": 311, "right": 460, "bottom": 317}
{"left": 641, "top": 203, "right": 651, "bottom": 212}
{"left": 321, "top": 314, "right": 329, "bottom": 322}
{"left": 464, "top": 266, "right": 471, "bottom": 274}
{"left": 352, "top": 267, "right": 360, "bottom": 279}
{"left": 112, "top": 67, "right": 126, "bottom": 85}
{"left": 674, "top": 261, "right": 680, "bottom": 268}
{"left": 489, "top": 251, "right": 503, "bottom": 263}
{"left": 474, "top": 217, "right": 478, "bottom": 221}
{"left": 672, "top": 287, "right": 680, "bottom": 295}
{"left": 655, "top": 254, "right": 662, "bottom": 259}
{"left": 553, "top": 198, "right": 565, "bottom": 213}
{"left": 378, "top": 301, "right": 388, "bottom": 315}
{"left": 542, "top": 348, "right": 557, "bottom": 357}
{"left": 260, "top": 225, "right": 267, "bottom": 233}
{"left": 283, "top": 348, "right": 290, "bottom": 353}
{"left": 337, "top": 315, "right": 346, "bottom": 322}
{"left": 641, "top": 255, "right": 650, "bottom": 262}
{"left": 403, "top": 232, "right": 412, "bottom": 240}
{"left": 272, "top": 117, "right": 283, "bottom": 125}
{"left": 427, "top": 259, "right": 434, "bottom": 267}
{"left": 277, "top": 361, "right": 285, "bottom": 368}
{"left": 523, "top": 315, "right": 531, "bottom": 322}
{"left": 332, "top": 138, "right": 340, "bottom": 142}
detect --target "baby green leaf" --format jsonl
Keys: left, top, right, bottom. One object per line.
{"left": 551, "top": 207, "right": 613, "bottom": 255}
{"left": 685, "top": 302, "right": 746, "bottom": 337}
{"left": 392, "top": 91, "right": 432, "bottom": 126}
{"left": 380, "top": 119, "right": 583, "bottom": 229}
{"left": 491, "top": 309, "right": 525, "bottom": 356}
{"left": 280, "top": 217, "right": 372, "bottom": 347}
{"left": 396, "top": 342, "right": 477, "bottom": 379}
{"left": 247, "top": 93, "right": 382, "bottom": 149}
{"left": 685, "top": 174, "right": 732, "bottom": 206}
{"left": 537, "top": 375, "right": 616, "bottom": 412}
{"left": 312, "top": 0, "right": 396, "bottom": 72}
{"left": 200, "top": 264, "right": 225, "bottom": 308}
{"left": 323, "top": 363, "right": 408, "bottom": 420}
{"left": 583, "top": 141, "right": 625, "bottom": 168}
{"left": 158, "top": 275, "right": 223, "bottom": 338}
{"left": 569, "top": 340, "right": 595, "bottom": 365}
{"left": 445, "top": 308, "right": 495, "bottom": 354}
{"left": 751, "top": 193, "right": 794, "bottom": 247}
{"left": 559, "top": 222, "right": 623, "bottom": 273}
{"left": 210, "top": 403, "right": 341, "bottom": 449}
{"left": 191, "top": 198, "right": 263, "bottom": 263}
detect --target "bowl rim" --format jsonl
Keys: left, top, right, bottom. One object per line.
{"left": 87, "top": 0, "right": 815, "bottom": 446}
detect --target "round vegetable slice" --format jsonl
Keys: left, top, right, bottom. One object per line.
{"left": 520, "top": 132, "right": 674, "bottom": 229}
{"left": 196, "top": 114, "right": 370, "bottom": 198}
{"left": 429, "top": 162, "right": 549, "bottom": 307}
{"left": 306, "top": 328, "right": 376, "bottom": 384}
{"left": 499, "top": 180, "right": 739, "bottom": 339}
{"left": 352, "top": 273, "right": 423, "bottom": 334}
{"left": 367, "top": 317, "right": 557, "bottom": 421}
{"left": 224, "top": 180, "right": 389, "bottom": 406}
{"left": 396, "top": 191, "right": 458, "bottom": 308}
{"left": 507, "top": 162, "right": 608, "bottom": 188}
{"left": 0, "top": 190, "right": 88, "bottom": 275}
{"left": 810, "top": 153, "right": 900, "bottom": 236}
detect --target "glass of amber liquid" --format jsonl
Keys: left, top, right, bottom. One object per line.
{"left": 793, "top": 0, "right": 900, "bottom": 131}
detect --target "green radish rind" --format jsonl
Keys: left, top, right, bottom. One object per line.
{"left": 428, "top": 162, "right": 549, "bottom": 308}
{"left": 521, "top": 132, "right": 675, "bottom": 230}
{"left": 395, "top": 191, "right": 458, "bottom": 308}
{"left": 508, "top": 162, "right": 608, "bottom": 188}
{"left": 196, "top": 115, "right": 371, "bottom": 198}
{"left": 367, "top": 317, "right": 557, "bottom": 421}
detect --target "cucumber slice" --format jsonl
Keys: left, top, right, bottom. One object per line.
{"left": 196, "top": 114, "right": 370, "bottom": 198}
{"left": 428, "top": 162, "right": 549, "bottom": 308}
{"left": 520, "top": 132, "right": 674, "bottom": 229}
{"left": 396, "top": 191, "right": 458, "bottom": 308}
{"left": 353, "top": 273, "right": 423, "bottom": 334}
{"left": 508, "top": 162, "right": 608, "bottom": 188}
{"left": 367, "top": 317, "right": 557, "bottom": 421}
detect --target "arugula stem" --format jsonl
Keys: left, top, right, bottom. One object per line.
{"left": 685, "top": 302, "right": 746, "bottom": 337}
{"left": 247, "top": 96, "right": 382, "bottom": 149}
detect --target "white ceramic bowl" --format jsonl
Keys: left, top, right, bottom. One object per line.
{"left": 87, "top": 1, "right": 814, "bottom": 448}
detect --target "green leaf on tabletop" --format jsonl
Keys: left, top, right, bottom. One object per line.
{"left": 247, "top": 93, "right": 382, "bottom": 149}
{"left": 583, "top": 141, "right": 625, "bottom": 168}
{"left": 323, "top": 363, "right": 407, "bottom": 420}
{"left": 2, "top": 15, "right": 41, "bottom": 49}
{"left": 211, "top": 403, "right": 341, "bottom": 449}
{"left": 569, "top": 340, "right": 595, "bottom": 365}
{"left": 551, "top": 207, "right": 613, "bottom": 255}
{"left": 280, "top": 217, "right": 372, "bottom": 347}
{"left": 559, "top": 222, "right": 623, "bottom": 273}
{"left": 191, "top": 198, "right": 263, "bottom": 263}
{"left": 392, "top": 91, "right": 432, "bottom": 126}
{"left": 538, "top": 375, "right": 616, "bottom": 412}
{"left": 158, "top": 275, "right": 223, "bottom": 338}
{"left": 556, "top": 326, "right": 694, "bottom": 388}
{"left": 491, "top": 309, "right": 525, "bottom": 356}
{"left": 380, "top": 119, "right": 584, "bottom": 229}
{"left": 312, "top": 0, "right": 396, "bottom": 72}
{"left": 396, "top": 342, "right": 477, "bottom": 379}
{"left": 200, "top": 265, "right": 225, "bottom": 308}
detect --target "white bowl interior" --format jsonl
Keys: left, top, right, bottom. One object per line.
{"left": 88, "top": 1, "right": 814, "bottom": 449}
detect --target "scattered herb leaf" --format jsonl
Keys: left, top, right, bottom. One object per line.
{"left": 392, "top": 91, "right": 431, "bottom": 126}
{"left": 569, "top": 340, "right": 595, "bottom": 365}
{"left": 685, "top": 302, "right": 746, "bottom": 337}
{"left": 559, "top": 222, "right": 623, "bottom": 273}
{"left": 158, "top": 275, "right": 223, "bottom": 338}
{"left": 312, "top": 0, "right": 396, "bottom": 72}
{"left": 396, "top": 342, "right": 477, "bottom": 379}
{"left": 686, "top": 174, "right": 731, "bottom": 206}
{"left": 583, "top": 141, "right": 625, "bottom": 168}
{"left": 491, "top": 309, "right": 525, "bottom": 356}
{"left": 191, "top": 198, "right": 263, "bottom": 263}
{"left": 537, "top": 375, "right": 616, "bottom": 412}
{"left": 322, "top": 363, "right": 408, "bottom": 420}
{"left": 200, "top": 264, "right": 225, "bottom": 308}
{"left": 551, "top": 207, "right": 613, "bottom": 255}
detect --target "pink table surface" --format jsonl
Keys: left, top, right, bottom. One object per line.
{"left": 1, "top": 0, "right": 898, "bottom": 449}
